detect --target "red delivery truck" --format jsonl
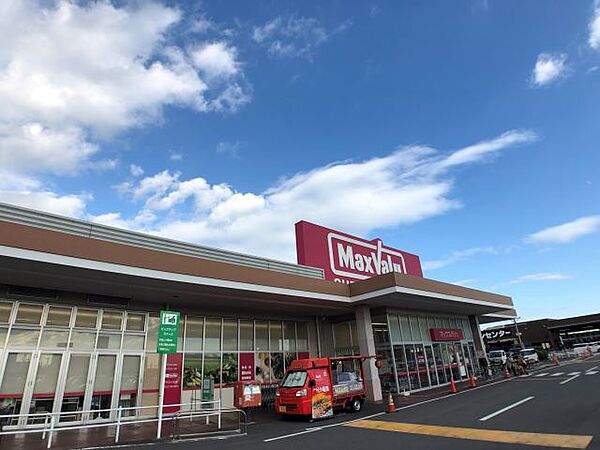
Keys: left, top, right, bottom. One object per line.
{"left": 275, "top": 355, "right": 376, "bottom": 420}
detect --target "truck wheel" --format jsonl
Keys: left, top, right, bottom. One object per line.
{"left": 349, "top": 398, "right": 362, "bottom": 412}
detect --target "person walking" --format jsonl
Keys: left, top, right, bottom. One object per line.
{"left": 516, "top": 354, "right": 528, "bottom": 375}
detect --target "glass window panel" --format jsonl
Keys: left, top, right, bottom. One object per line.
{"left": 15, "top": 303, "right": 43, "bottom": 325}
{"left": 140, "top": 356, "right": 159, "bottom": 417}
{"left": 255, "top": 321, "right": 269, "bottom": 352}
{"left": 70, "top": 331, "right": 96, "bottom": 350}
{"left": 203, "top": 353, "right": 221, "bottom": 384}
{"left": 420, "top": 317, "right": 431, "bottom": 342}
{"left": 283, "top": 322, "right": 296, "bottom": 352}
{"left": 46, "top": 306, "right": 71, "bottom": 327}
{"left": 442, "top": 318, "right": 451, "bottom": 329}
{"left": 269, "top": 321, "right": 283, "bottom": 352}
{"left": 75, "top": 309, "right": 98, "bottom": 328}
{"left": 126, "top": 313, "right": 145, "bottom": 332}
{"left": 184, "top": 316, "right": 203, "bottom": 352}
{"left": 204, "top": 318, "right": 221, "bottom": 351}
{"left": 120, "top": 356, "right": 141, "bottom": 391}
{"left": 101, "top": 311, "right": 123, "bottom": 330}
{"left": 393, "top": 345, "right": 410, "bottom": 392}
{"left": 388, "top": 314, "right": 402, "bottom": 343}
{"left": 255, "top": 352, "right": 271, "bottom": 383}
{"left": 296, "top": 322, "right": 308, "bottom": 351}
{"left": 93, "top": 355, "right": 116, "bottom": 392}
{"left": 40, "top": 330, "right": 70, "bottom": 348}
{"left": 0, "top": 353, "right": 32, "bottom": 395}
{"left": 270, "top": 353, "right": 284, "bottom": 381}
{"left": 97, "top": 333, "right": 121, "bottom": 350}
{"left": 222, "top": 353, "right": 238, "bottom": 384}
{"left": 463, "top": 319, "right": 473, "bottom": 340}
{"left": 223, "top": 319, "right": 238, "bottom": 351}
{"left": 0, "top": 302, "right": 12, "bottom": 323}
{"left": 427, "top": 317, "right": 436, "bottom": 333}
{"left": 399, "top": 316, "right": 411, "bottom": 341}
{"left": 33, "top": 354, "right": 62, "bottom": 394}
{"left": 239, "top": 320, "right": 253, "bottom": 351}
{"left": 146, "top": 314, "right": 159, "bottom": 352}
{"left": 0, "top": 327, "right": 8, "bottom": 347}
{"left": 333, "top": 322, "right": 351, "bottom": 349}
{"left": 405, "top": 344, "right": 420, "bottom": 390}
{"left": 183, "top": 354, "right": 202, "bottom": 389}
{"left": 123, "top": 334, "right": 145, "bottom": 350}
{"left": 8, "top": 328, "right": 40, "bottom": 347}
{"left": 64, "top": 355, "right": 90, "bottom": 394}
{"left": 409, "top": 317, "right": 422, "bottom": 341}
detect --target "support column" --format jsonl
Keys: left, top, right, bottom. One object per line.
{"left": 469, "top": 315, "right": 487, "bottom": 358}
{"left": 307, "top": 318, "right": 320, "bottom": 357}
{"left": 355, "top": 305, "right": 382, "bottom": 402}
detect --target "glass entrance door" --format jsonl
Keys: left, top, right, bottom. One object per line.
{"left": 90, "top": 354, "right": 117, "bottom": 420}
{"left": 0, "top": 352, "right": 34, "bottom": 426}
{"left": 27, "top": 353, "right": 63, "bottom": 424}
{"left": 59, "top": 354, "right": 92, "bottom": 423}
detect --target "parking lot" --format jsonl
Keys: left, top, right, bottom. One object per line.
{"left": 139, "top": 355, "right": 599, "bottom": 450}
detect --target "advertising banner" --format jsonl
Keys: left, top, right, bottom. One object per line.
{"left": 295, "top": 221, "right": 423, "bottom": 283}
{"left": 163, "top": 353, "right": 182, "bottom": 413}
{"left": 430, "top": 328, "right": 464, "bottom": 342}
{"left": 309, "top": 367, "right": 333, "bottom": 419}
{"left": 239, "top": 352, "right": 255, "bottom": 382}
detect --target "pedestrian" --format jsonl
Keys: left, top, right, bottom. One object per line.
{"left": 478, "top": 357, "right": 491, "bottom": 380}
{"left": 516, "top": 354, "right": 528, "bottom": 375}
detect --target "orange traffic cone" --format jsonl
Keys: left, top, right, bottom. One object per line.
{"left": 386, "top": 392, "right": 396, "bottom": 413}
{"left": 469, "top": 374, "right": 476, "bottom": 388}
{"left": 449, "top": 377, "right": 457, "bottom": 394}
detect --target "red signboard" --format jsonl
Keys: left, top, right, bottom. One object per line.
{"left": 295, "top": 221, "right": 423, "bottom": 283}
{"left": 163, "top": 353, "right": 182, "bottom": 413}
{"left": 239, "top": 352, "right": 255, "bottom": 382}
{"left": 430, "top": 328, "right": 464, "bottom": 342}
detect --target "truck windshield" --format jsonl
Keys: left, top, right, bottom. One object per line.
{"left": 281, "top": 371, "right": 308, "bottom": 388}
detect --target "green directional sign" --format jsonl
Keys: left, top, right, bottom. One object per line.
{"left": 157, "top": 310, "right": 180, "bottom": 354}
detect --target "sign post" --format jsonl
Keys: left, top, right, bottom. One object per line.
{"left": 156, "top": 310, "right": 180, "bottom": 439}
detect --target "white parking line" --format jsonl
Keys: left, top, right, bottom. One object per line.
{"left": 479, "top": 396, "right": 535, "bottom": 422}
{"left": 551, "top": 372, "right": 564, "bottom": 377}
{"left": 585, "top": 371, "right": 598, "bottom": 375}
{"left": 567, "top": 372, "right": 581, "bottom": 376}
{"left": 586, "top": 366, "right": 598, "bottom": 372}
{"left": 560, "top": 374, "right": 580, "bottom": 385}
{"left": 534, "top": 373, "right": 548, "bottom": 377}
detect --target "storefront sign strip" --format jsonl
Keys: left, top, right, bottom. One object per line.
{"left": 430, "top": 328, "right": 464, "bottom": 341}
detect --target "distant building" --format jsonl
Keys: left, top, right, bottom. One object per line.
{"left": 482, "top": 313, "right": 600, "bottom": 350}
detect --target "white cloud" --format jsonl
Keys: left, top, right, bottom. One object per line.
{"left": 507, "top": 272, "right": 572, "bottom": 284}
{"left": 191, "top": 42, "right": 239, "bottom": 79}
{"left": 590, "top": 1, "right": 600, "bottom": 50}
{"left": 423, "top": 246, "right": 498, "bottom": 271}
{"left": 0, "top": 0, "right": 250, "bottom": 216}
{"left": 527, "top": 215, "right": 600, "bottom": 244}
{"left": 252, "top": 15, "right": 342, "bottom": 59}
{"left": 0, "top": 189, "right": 88, "bottom": 217}
{"left": 531, "top": 53, "right": 569, "bottom": 87}
{"left": 130, "top": 164, "right": 144, "bottom": 177}
{"left": 169, "top": 151, "right": 184, "bottom": 161}
{"left": 110, "top": 129, "right": 536, "bottom": 261}
{"left": 216, "top": 140, "right": 244, "bottom": 157}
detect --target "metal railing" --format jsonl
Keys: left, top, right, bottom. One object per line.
{"left": 0, "top": 400, "right": 246, "bottom": 448}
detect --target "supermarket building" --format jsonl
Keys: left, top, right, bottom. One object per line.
{"left": 0, "top": 203, "right": 516, "bottom": 427}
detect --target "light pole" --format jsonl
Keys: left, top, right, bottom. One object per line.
{"left": 513, "top": 317, "right": 524, "bottom": 349}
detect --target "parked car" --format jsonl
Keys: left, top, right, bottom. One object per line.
{"left": 488, "top": 350, "right": 507, "bottom": 365}
{"left": 520, "top": 348, "right": 539, "bottom": 363}
{"left": 573, "top": 342, "right": 600, "bottom": 354}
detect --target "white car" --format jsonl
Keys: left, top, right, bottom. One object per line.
{"left": 573, "top": 342, "right": 600, "bottom": 354}
{"left": 520, "top": 348, "right": 539, "bottom": 363}
{"left": 488, "top": 350, "right": 507, "bottom": 365}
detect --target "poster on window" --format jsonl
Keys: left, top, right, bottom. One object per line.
{"left": 239, "top": 353, "right": 254, "bottom": 382}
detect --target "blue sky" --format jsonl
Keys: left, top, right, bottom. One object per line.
{"left": 1, "top": 1, "right": 599, "bottom": 322}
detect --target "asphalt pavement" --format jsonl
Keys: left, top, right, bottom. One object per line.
{"left": 125, "top": 354, "right": 600, "bottom": 450}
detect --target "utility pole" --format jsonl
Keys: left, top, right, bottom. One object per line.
{"left": 513, "top": 318, "right": 524, "bottom": 349}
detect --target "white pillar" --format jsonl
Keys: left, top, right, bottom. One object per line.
{"left": 469, "top": 315, "right": 487, "bottom": 358}
{"left": 355, "top": 305, "right": 383, "bottom": 402}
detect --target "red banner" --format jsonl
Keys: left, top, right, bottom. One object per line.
{"left": 239, "top": 352, "right": 255, "bottom": 382}
{"left": 163, "top": 353, "right": 182, "bottom": 413}
{"left": 430, "top": 328, "right": 464, "bottom": 342}
{"left": 295, "top": 221, "right": 422, "bottom": 284}
{"left": 298, "top": 351, "right": 310, "bottom": 360}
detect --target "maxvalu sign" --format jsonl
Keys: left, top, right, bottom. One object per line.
{"left": 295, "top": 221, "right": 423, "bottom": 284}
